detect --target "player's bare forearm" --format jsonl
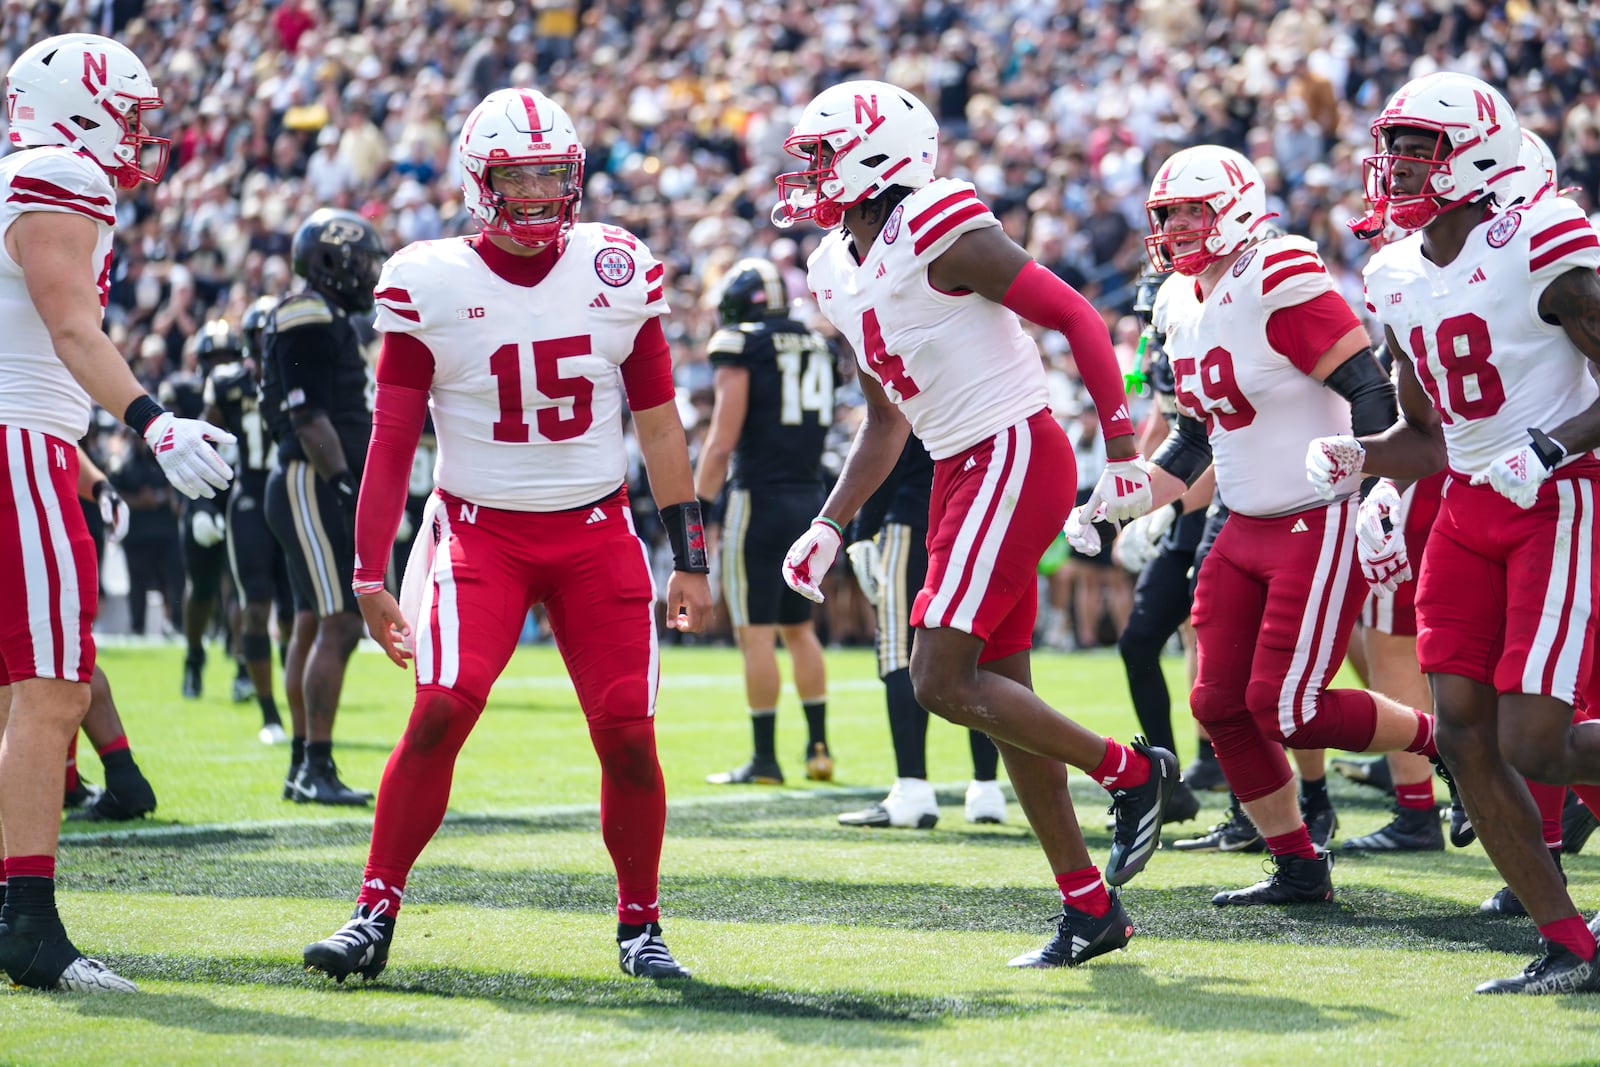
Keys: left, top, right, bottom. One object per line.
{"left": 1146, "top": 464, "right": 1190, "bottom": 513}
{"left": 292, "top": 414, "right": 351, "bottom": 482}
{"left": 692, "top": 370, "right": 746, "bottom": 503}
{"left": 1357, "top": 334, "right": 1446, "bottom": 479}
{"left": 632, "top": 400, "right": 698, "bottom": 507}
{"left": 820, "top": 393, "right": 910, "bottom": 528}
{"left": 1541, "top": 267, "right": 1600, "bottom": 454}
{"left": 76, "top": 446, "right": 107, "bottom": 501}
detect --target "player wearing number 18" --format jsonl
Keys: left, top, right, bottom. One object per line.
{"left": 301, "top": 87, "right": 710, "bottom": 985}
{"left": 774, "top": 79, "right": 1178, "bottom": 969}
{"left": 1307, "top": 72, "right": 1600, "bottom": 993}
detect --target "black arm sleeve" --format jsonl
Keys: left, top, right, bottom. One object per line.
{"left": 1149, "top": 413, "right": 1214, "bottom": 488}
{"left": 280, "top": 323, "right": 344, "bottom": 425}
{"left": 1322, "top": 347, "right": 1397, "bottom": 438}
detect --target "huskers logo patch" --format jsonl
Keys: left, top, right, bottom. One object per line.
{"left": 1486, "top": 211, "right": 1521, "bottom": 248}
{"left": 882, "top": 203, "right": 904, "bottom": 244}
{"left": 594, "top": 247, "right": 636, "bottom": 287}
{"left": 1232, "top": 246, "right": 1258, "bottom": 277}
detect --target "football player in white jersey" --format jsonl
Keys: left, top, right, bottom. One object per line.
{"left": 302, "top": 88, "right": 709, "bottom": 985}
{"left": 0, "top": 34, "right": 235, "bottom": 995}
{"left": 1307, "top": 72, "right": 1600, "bottom": 993}
{"left": 1068, "top": 144, "right": 1446, "bottom": 910}
{"left": 774, "top": 79, "right": 1179, "bottom": 970}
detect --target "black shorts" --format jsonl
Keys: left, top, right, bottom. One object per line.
{"left": 265, "top": 460, "right": 356, "bottom": 617}
{"left": 182, "top": 504, "right": 229, "bottom": 604}
{"left": 719, "top": 486, "right": 823, "bottom": 627}
{"left": 228, "top": 482, "right": 291, "bottom": 607}
{"left": 874, "top": 521, "right": 927, "bottom": 677}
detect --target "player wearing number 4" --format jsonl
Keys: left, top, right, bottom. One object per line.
{"left": 773, "top": 79, "right": 1178, "bottom": 970}
{"left": 1067, "top": 143, "right": 1445, "bottom": 910}
{"left": 1307, "top": 72, "right": 1600, "bottom": 994}
{"left": 302, "top": 88, "right": 710, "bottom": 985}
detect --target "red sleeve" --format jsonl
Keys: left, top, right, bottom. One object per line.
{"left": 1001, "top": 260, "right": 1133, "bottom": 440}
{"left": 1266, "top": 290, "right": 1363, "bottom": 374}
{"left": 353, "top": 333, "right": 434, "bottom": 586}
{"left": 620, "top": 316, "right": 675, "bottom": 411}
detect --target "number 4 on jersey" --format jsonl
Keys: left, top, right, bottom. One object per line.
{"left": 861, "top": 308, "right": 920, "bottom": 400}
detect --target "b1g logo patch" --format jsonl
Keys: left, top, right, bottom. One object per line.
{"left": 1486, "top": 211, "right": 1521, "bottom": 248}
{"left": 594, "top": 247, "right": 636, "bottom": 287}
{"left": 882, "top": 203, "right": 904, "bottom": 244}
{"left": 1232, "top": 246, "right": 1258, "bottom": 277}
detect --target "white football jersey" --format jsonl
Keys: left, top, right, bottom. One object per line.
{"left": 1365, "top": 198, "right": 1600, "bottom": 476}
{"left": 806, "top": 179, "right": 1049, "bottom": 459}
{"left": 0, "top": 148, "right": 117, "bottom": 443}
{"left": 1155, "top": 235, "right": 1358, "bottom": 517}
{"left": 373, "top": 224, "right": 668, "bottom": 511}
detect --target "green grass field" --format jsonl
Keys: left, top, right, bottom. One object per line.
{"left": 7, "top": 643, "right": 1599, "bottom": 1066}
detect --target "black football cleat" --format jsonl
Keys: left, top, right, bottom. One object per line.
{"left": 1212, "top": 851, "right": 1335, "bottom": 907}
{"left": 1007, "top": 889, "right": 1133, "bottom": 968}
{"left": 1330, "top": 755, "right": 1393, "bottom": 793}
{"left": 1105, "top": 739, "right": 1178, "bottom": 886}
{"left": 182, "top": 653, "right": 204, "bottom": 700}
{"left": 291, "top": 760, "right": 372, "bottom": 806}
{"left": 1480, "top": 848, "right": 1565, "bottom": 917}
{"left": 1342, "top": 806, "right": 1444, "bottom": 852}
{"left": 0, "top": 914, "right": 137, "bottom": 992}
{"left": 304, "top": 904, "right": 394, "bottom": 982}
{"left": 1432, "top": 755, "right": 1474, "bottom": 847}
{"left": 1475, "top": 940, "right": 1600, "bottom": 994}
{"left": 1563, "top": 791, "right": 1598, "bottom": 856}
{"left": 1174, "top": 795, "right": 1263, "bottom": 853}
{"left": 1182, "top": 752, "right": 1229, "bottom": 793}
{"left": 1303, "top": 801, "right": 1339, "bottom": 850}
{"left": 705, "top": 757, "right": 784, "bottom": 786}
{"left": 1162, "top": 780, "right": 1202, "bottom": 824}
{"left": 618, "top": 921, "right": 691, "bottom": 979}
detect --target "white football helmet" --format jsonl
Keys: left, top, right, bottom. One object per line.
{"left": 1366, "top": 72, "right": 1521, "bottom": 231}
{"left": 5, "top": 33, "right": 168, "bottom": 186}
{"left": 458, "top": 87, "right": 584, "bottom": 247}
{"left": 1495, "top": 129, "right": 1559, "bottom": 208}
{"left": 772, "top": 80, "right": 938, "bottom": 229}
{"left": 1143, "top": 145, "right": 1276, "bottom": 276}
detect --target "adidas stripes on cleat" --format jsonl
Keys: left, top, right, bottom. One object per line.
{"left": 1105, "top": 740, "right": 1178, "bottom": 886}
{"left": 303, "top": 903, "right": 394, "bottom": 983}
{"left": 618, "top": 921, "right": 691, "bottom": 979}
{"left": 1007, "top": 889, "right": 1133, "bottom": 968}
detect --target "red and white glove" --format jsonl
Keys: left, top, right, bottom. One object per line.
{"left": 1063, "top": 502, "right": 1104, "bottom": 557}
{"left": 144, "top": 411, "right": 236, "bottom": 500}
{"left": 1113, "top": 503, "right": 1177, "bottom": 574}
{"left": 783, "top": 519, "right": 843, "bottom": 603}
{"left": 1306, "top": 435, "right": 1365, "bottom": 501}
{"left": 1089, "top": 454, "right": 1153, "bottom": 524}
{"left": 845, "top": 539, "right": 881, "bottom": 605}
{"left": 1356, "top": 478, "right": 1411, "bottom": 594}
{"left": 1471, "top": 440, "right": 1555, "bottom": 510}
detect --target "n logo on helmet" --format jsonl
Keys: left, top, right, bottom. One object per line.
{"left": 854, "top": 94, "right": 880, "bottom": 128}
{"left": 1473, "top": 90, "right": 1499, "bottom": 130}
{"left": 82, "top": 50, "right": 107, "bottom": 89}
{"left": 1221, "top": 158, "right": 1246, "bottom": 189}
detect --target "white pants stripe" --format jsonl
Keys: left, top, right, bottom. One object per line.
{"left": 1524, "top": 479, "right": 1594, "bottom": 698}
{"left": 7, "top": 426, "right": 58, "bottom": 678}
{"left": 923, "top": 423, "right": 1027, "bottom": 630}
{"left": 1278, "top": 498, "right": 1355, "bottom": 736}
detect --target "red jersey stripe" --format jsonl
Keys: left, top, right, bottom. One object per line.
{"left": 645, "top": 285, "right": 664, "bottom": 303}
{"left": 1262, "top": 261, "right": 1325, "bottom": 294}
{"left": 374, "top": 286, "right": 414, "bottom": 304}
{"left": 1530, "top": 217, "right": 1591, "bottom": 249}
{"left": 9, "top": 175, "right": 112, "bottom": 205}
{"left": 1263, "top": 248, "right": 1318, "bottom": 268}
{"left": 913, "top": 202, "right": 989, "bottom": 255}
{"left": 1530, "top": 235, "right": 1600, "bottom": 273}
{"left": 377, "top": 301, "right": 421, "bottom": 322}
{"left": 909, "top": 190, "right": 977, "bottom": 232}
{"left": 645, "top": 262, "right": 664, "bottom": 282}
{"left": 5, "top": 192, "right": 114, "bottom": 225}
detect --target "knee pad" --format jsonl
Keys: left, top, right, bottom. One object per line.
{"left": 404, "top": 687, "right": 481, "bottom": 755}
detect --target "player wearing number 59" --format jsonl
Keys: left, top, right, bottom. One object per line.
{"left": 773, "top": 79, "right": 1178, "bottom": 970}
{"left": 302, "top": 88, "right": 709, "bottom": 986}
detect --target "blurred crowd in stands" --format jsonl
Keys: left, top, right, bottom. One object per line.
{"left": 7, "top": 0, "right": 1599, "bottom": 647}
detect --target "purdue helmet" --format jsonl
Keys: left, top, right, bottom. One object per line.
{"left": 194, "top": 319, "right": 242, "bottom": 367}
{"left": 291, "top": 208, "right": 386, "bottom": 313}
{"left": 717, "top": 258, "right": 789, "bottom": 325}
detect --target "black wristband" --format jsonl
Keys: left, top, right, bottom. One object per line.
{"left": 1528, "top": 428, "right": 1567, "bottom": 471}
{"left": 659, "top": 501, "right": 709, "bottom": 573}
{"left": 124, "top": 395, "right": 166, "bottom": 435}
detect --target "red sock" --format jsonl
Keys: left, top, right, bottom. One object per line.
{"left": 1055, "top": 866, "right": 1111, "bottom": 917}
{"left": 591, "top": 722, "right": 666, "bottom": 924}
{"left": 358, "top": 687, "right": 483, "bottom": 917}
{"left": 1089, "top": 739, "right": 1150, "bottom": 791}
{"left": 1265, "top": 826, "right": 1318, "bottom": 860}
{"left": 5, "top": 855, "right": 55, "bottom": 880}
{"left": 1404, "top": 710, "right": 1437, "bottom": 758}
{"left": 1539, "top": 916, "right": 1598, "bottom": 962}
{"left": 1394, "top": 780, "right": 1435, "bottom": 810}
{"left": 1527, "top": 780, "right": 1566, "bottom": 850}
{"left": 1573, "top": 785, "right": 1600, "bottom": 824}
{"left": 64, "top": 735, "right": 79, "bottom": 794}
{"left": 96, "top": 734, "right": 129, "bottom": 758}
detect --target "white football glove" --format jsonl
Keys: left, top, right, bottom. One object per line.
{"left": 845, "top": 539, "right": 882, "bottom": 605}
{"left": 1471, "top": 443, "right": 1551, "bottom": 510}
{"left": 783, "top": 519, "right": 843, "bottom": 603}
{"left": 191, "top": 509, "right": 227, "bottom": 548}
{"left": 1089, "top": 454, "right": 1154, "bottom": 524}
{"left": 1113, "top": 503, "right": 1178, "bottom": 574}
{"left": 1305, "top": 435, "right": 1365, "bottom": 501}
{"left": 1063, "top": 502, "right": 1104, "bottom": 557}
{"left": 94, "top": 482, "right": 129, "bottom": 545}
{"left": 144, "top": 411, "right": 236, "bottom": 500}
{"left": 1356, "top": 479, "right": 1411, "bottom": 594}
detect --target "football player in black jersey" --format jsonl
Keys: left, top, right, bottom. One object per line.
{"left": 837, "top": 436, "right": 1007, "bottom": 828}
{"left": 695, "top": 258, "right": 837, "bottom": 784}
{"left": 261, "top": 208, "right": 385, "bottom": 805}
{"left": 171, "top": 320, "right": 249, "bottom": 701}
{"left": 207, "top": 298, "right": 290, "bottom": 744}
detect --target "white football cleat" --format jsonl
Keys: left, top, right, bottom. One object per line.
{"left": 965, "top": 779, "right": 1007, "bottom": 824}
{"left": 56, "top": 955, "right": 138, "bottom": 993}
{"left": 837, "top": 778, "right": 939, "bottom": 829}
{"left": 258, "top": 723, "right": 288, "bottom": 745}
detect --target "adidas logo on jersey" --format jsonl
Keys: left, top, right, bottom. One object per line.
{"left": 1290, "top": 518, "right": 1310, "bottom": 533}
{"left": 586, "top": 507, "right": 606, "bottom": 524}
{"left": 590, "top": 293, "right": 611, "bottom": 308}
{"left": 876, "top": 263, "right": 887, "bottom": 279}
{"left": 1468, "top": 267, "right": 1487, "bottom": 284}
{"left": 1219, "top": 292, "right": 1233, "bottom": 305}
